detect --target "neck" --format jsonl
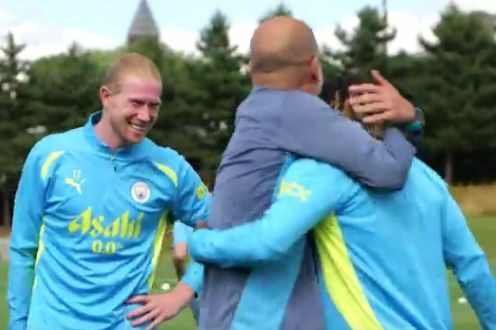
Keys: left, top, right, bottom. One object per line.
{"left": 252, "top": 72, "right": 317, "bottom": 95}
{"left": 300, "top": 82, "right": 320, "bottom": 95}
{"left": 251, "top": 69, "right": 298, "bottom": 88}
{"left": 93, "top": 113, "right": 125, "bottom": 150}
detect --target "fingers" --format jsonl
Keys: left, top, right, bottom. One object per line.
{"left": 142, "top": 305, "right": 180, "bottom": 330}
{"left": 145, "top": 319, "right": 160, "bottom": 330}
{"left": 145, "top": 315, "right": 165, "bottom": 330}
{"left": 349, "top": 83, "right": 380, "bottom": 95}
{"left": 370, "top": 70, "right": 391, "bottom": 87}
{"left": 131, "top": 308, "right": 160, "bottom": 327}
{"left": 127, "top": 295, "right": 149, "bottom": 304}
{"left": 127, "top": 293, "right": 184, "bottom": 329}
{"left": 349, "top": 93, "right": 383, "bottom": 106}
{"left": 127, "top": 303, "right": 154, "bottom": 319}
{"left": 146, "top": 313, "right": 177, "bottom": 330}
{"left": 362, "top": 112, "right": 391, "bottom": 124}
{"left": 352, "top": 102, "right": 387, "bottom": 115}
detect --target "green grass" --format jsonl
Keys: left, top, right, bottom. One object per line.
{"left": 1, "top": 215, "right": 495, "bottom": 329}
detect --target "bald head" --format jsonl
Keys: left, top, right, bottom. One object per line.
{"left": 249, "top": 16, "right": 318, "bottom": 74}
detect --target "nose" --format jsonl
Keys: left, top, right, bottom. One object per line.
{"left": 136, "top": 107, "right": 152, "bottom": 122}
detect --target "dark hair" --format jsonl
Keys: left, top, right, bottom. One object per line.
{"left": 319, "top": 74, "right": 384, "bottom": 139}
{"left": 319, "top": 75, "right": 363, "bottom": 110}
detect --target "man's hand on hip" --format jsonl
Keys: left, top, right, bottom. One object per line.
{"left": 126, "top": 282, "right": 194, "bottom": 330}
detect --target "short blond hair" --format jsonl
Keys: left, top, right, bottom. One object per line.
{"left": 102, "top": 53, "right": 162, "bottom": 92}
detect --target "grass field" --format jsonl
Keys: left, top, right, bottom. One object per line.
{"left": 1, "top": 215, "right": 495, "bottom": 329}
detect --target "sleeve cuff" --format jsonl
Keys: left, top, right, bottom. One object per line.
{"left": 405, "top": 107, "right": 425, "bottom": 133}
{"left": 179, "top": 261, "right": 203, "bottom": 294}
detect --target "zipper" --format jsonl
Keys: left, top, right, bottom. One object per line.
{"left": 110, "top": 153, "right": 117, "bottom": 172}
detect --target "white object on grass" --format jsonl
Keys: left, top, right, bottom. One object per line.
{"left": 458, "top": 297, "right": 467, "bottom": 304}
{"left": 161, "top": 282, "right": 171, "bottom": 291}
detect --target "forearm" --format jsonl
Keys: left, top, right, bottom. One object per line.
{"left": 7, "top": 141, "right": 47, "bottom": 330}
{"left": 455, "top": 253, "right": 496, "bottom": 328}
{"left": 172, "top": 257, "right": 187, "bottom": 280}
{"left": 179, "top": 260, "right": 204, "bottom": 294}
{"left": 189, "top": 225, "right": 289, "bottom": 268}
{"left": 189, "top": 203, "right": 325, "bottom": 268}
{"left": 397, "top": 107, "right": 424, "bottom": 148}
{"left": 189, "top": 160, "right": 352, "bottom": 269}
{"left": 170, "top": 282, "right": 196, "bottom": 312}
{"left": 442, "top": 196, "right": 496, "bottom": 328}
{"left": 8, "top": 248, "right": 36, "bottom": 330}
{"left": 334, "top": 126, "right": 415, "bottom": 190}
{"left": 282, "top": 110, "right": 415, "bottom": 190}
{"left": 363, "top": 127, "right": 415, "bottom": 189}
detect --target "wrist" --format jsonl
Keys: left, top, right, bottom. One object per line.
{"left": 172, "top": 282, "right": 195, "bottom": 307}
{"left": 405, "top": 107, "right": 424, "bottom": 132}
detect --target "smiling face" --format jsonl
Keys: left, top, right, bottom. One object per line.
{"left": 100, "top": 75, "right": 162, "bottom": 145}
{"left": 96, "top": 53, "right": 163, "bottom": 149}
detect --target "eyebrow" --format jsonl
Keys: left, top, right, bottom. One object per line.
{"left": 129, "top": 97, "right": 161, "bottom": 106}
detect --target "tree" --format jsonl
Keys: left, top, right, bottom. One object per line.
{"left": 0, "top": 33, "right": 28, "bottom": 114}
{"left": 20, "top": 43, "right": 102, "bottom": 134}
{"left": 328, "top": 6, "right": 395, "bottom": 80}
{"left": 127, "top": 35, "right": 166, "bottom": 73}
{"left": 185, "top": 11, "right": 249, "bottom": 172}
{"left": 419, "top": 5, "right": 496, "bottom": 183}
{"left": 126, "top": 33, "right": 209, "bottom": 167}
{"left": 0, "top": 32, "right": 29, "bottom": 226}
{"left": 258, "top": 3, "right": 293, "bottom": 23}
{"left": 148, "top": 50, "right": 205, "bottom": 165}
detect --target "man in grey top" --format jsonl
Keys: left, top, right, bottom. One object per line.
{"left": 198, "top": 16, "right": 423, "bottom": 330}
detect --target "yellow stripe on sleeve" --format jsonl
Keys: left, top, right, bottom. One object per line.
{"left": 147, "top": 212, "right": 169, "bottom": 289}
{"left": 153, "top": 162, "right": 178, "bottom": 187}
{"left": 41, "top": 151, "right": 64, "bottom": 181}
{"left": 315, "top": 214, "right": 383, "bottom": 330}
{"left": 33, "top": 223, "right": 46, "bottom": 289}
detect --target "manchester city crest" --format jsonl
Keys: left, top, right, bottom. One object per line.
{"left": 131, "top": 181, "right": 151, "bottom": 204}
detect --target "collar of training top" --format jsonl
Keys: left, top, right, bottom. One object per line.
{"left": 83, "top": 111, "right": 148, "bottom": 159}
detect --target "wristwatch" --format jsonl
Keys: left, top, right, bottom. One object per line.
{"left": 405, "top": 107, "right": 425, "bottom": 133}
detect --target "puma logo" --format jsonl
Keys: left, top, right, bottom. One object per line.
{"left": 65, "top": 170, "right": 86, "bottom": 194}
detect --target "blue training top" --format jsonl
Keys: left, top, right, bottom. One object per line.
{"left": 8, "top": 112, "right": 210, "bottom": 330}
{"left": 190, "top": 157, "right": 496, "bottom": 329}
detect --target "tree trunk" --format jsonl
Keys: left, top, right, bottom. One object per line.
{"left": 444, "top": 152, "right": 453, "bottom": 184}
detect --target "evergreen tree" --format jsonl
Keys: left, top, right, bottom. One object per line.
{"left": 330, "top": 6, "right": 395, "bottom": 80}
{"left": 0, "top": 32, "right": 30, "bottom": 225}
{"left": 259, "top": 3, "right": 293, "bottom": 23}
{"left": 20, "top": 43, "right": 102, "bottom": 133}
{"left": 419, "top": 5, "right": 496, "bottom": 182}
{"left": 187, "top": 11, "right": 249, "bottom": 171}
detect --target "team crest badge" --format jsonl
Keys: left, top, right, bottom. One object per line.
{"left": 131, "top": 181, "right": 151, "bottom": 203}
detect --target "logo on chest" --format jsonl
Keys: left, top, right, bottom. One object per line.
{"left": 68, "top": 208, "right": 145, "bottom": 255}
{"left": 68, "top": 208, "right": 143, "bottom": 239}
{"left": 65, "top": 169, "right": 85, "bottom": 194}
{"left": 131, "top": 181, "right": 151, "bottom": 204}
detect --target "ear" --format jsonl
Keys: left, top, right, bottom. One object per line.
{"left": 246, "top": 60, "right": 253, "bottom": 78}
{"left": 99, "top": 85, "right": 112, "bottom": 108}
{"left": 309, "top": 56, "right": 321, "bottom": 82}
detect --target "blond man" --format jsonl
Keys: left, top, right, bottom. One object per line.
{"left": 8, "top": 53, "right": 209, "bottom": 330}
